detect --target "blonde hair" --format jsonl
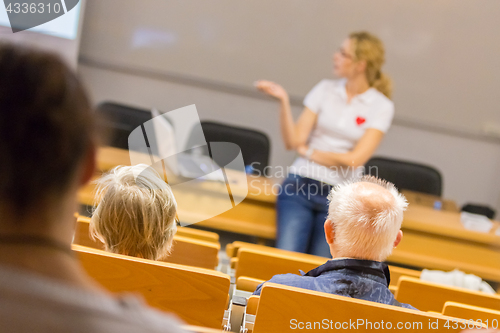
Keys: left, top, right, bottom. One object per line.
{"left": 90, "top": 164, "right": 177, "bottom": 260}
{"left": 327, "top": 175, "right": 408, "bottom": 261}
{"left": 349, "top": 31, "right": 392, "bottom": 99}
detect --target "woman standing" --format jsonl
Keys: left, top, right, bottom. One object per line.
{"left": 256, "top": 31, "right": 394, "bottom": 257}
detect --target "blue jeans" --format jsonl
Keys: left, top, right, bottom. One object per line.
{"left": 275, "top": 174, "right": 332, "bottom": 257}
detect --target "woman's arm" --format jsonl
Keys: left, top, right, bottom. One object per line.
{"left": 256, "top": 80, "right": 317, "bottom": 150}
{"left": 280, "top": 102, "right": 317, "bottom": 150}
{"left": 298, "top": 128, "right": 385, "bottom": 168}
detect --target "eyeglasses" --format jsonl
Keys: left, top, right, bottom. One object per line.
{"left": 337, "top": 48, "right": 355, "bottom": 60}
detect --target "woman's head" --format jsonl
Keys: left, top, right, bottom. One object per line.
{"left": 333, "top": 31, "right": 392, "bottom": 98}
{"left": 90, "top": 164, "right": 177, "bottom": 260}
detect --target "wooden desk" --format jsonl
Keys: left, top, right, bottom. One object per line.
{"left": 79, "top": 146, "right": 277, "bottom": 238}
{"left": 93, "top": 146, "right": 276, "bottom": 200}
{"left": 401, "top": 189, "right": 459, "bottom": 212}
{"left": 79, "top": 147, "right": 500, "bottom": 283}
{"left": 389, "top": 204, "right": 500, "bottom": 283}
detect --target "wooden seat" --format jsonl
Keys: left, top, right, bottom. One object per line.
{"left": 74, "top": 216, "right": 220, "bottom": 269}
{"left": 232, "top": 243, "right": 420, "bottom": 288}
{"left": 182, "top": 325, "right": 224, "bottom": 333}
{"left": 443, "top": 301, "right": 500, "bottom": 323}
{"left": 168, "top": 235, "right": 220, "bottom": 269}
{"left": 252, "top": 283, "right": 468, "bottom": 332}
{"left": 175, "top": 227, "right": 219, "bottom": 243}
{"left": 389, "top": 265, "right": 421, "bottom": 283}
{"left": 76, "top": 215, "right": 219, "bottom": 243}
{"left": 73, "top": 245, "right": 230, "bottom": 329}
{"left": 387, "top": 266, "right": 421, "bottom": 294}
{"left": 226, "top": 241, "right": 324, "bottom": 260}
{"left": 396, "top": 276, "right": 500, "bottom": 312}
{"left": 389, "top": 285, "right": 398, "bottom": 294}
{"left": 246, "top": 295, "right": 260, "bottom": 316}
{"left": 73, "top": 216, "right": 105, "bottom": 250}
{"left": 443, "top": 302, "right": 500, "bottom": 328}
{"left": 235, "top": 247, "right": 327, "bottom": 281}
{"left": 236, "top": 276, "right": 265, "bottom": 293}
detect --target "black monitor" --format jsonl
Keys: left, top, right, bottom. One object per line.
{"left": 96, "top": 102, "right": 158, "bottom": 155}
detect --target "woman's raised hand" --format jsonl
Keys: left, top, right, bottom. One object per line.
{"left": 255, "top": 80, "right": 289, "bottom": 102}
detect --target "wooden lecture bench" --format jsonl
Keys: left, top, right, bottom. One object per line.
{"left": 251, "top": 283, "right": 470, "bottom": 332}
{"left": 73, "top": 244, "right": 230, "bottom": 329}
{"left": 395, "top": 276, "right": 500, "bottom": 312}
{"left": 442, "top": 301, "right": 500, "bottom": 323}
{"left": 228, "top": 244, "right": 421, "bottom": 294}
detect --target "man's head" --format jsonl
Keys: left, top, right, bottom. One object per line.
{"left": 90, "top": 165, "right": 178, "bottom": 261}
{"left": 0, "top": 44, "right": 95, "bottom": 221}
{"left": 324, "top": 175, "right": 408, "bottom": 261}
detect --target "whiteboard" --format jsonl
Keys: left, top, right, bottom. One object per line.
{"left": 0, "top": 0, "right": 86, "bottom": 68}
{"left": 79, "top": 0, "right": 500, "bottom": 137}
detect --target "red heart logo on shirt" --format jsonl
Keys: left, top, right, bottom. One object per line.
{"left": 356, "top": 117, "right": 366, "bottom": 125}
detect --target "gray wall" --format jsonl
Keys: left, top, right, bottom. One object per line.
{"left": 79, "top": 0, "right": 500, "bottom": 137}
{"left": 78, "top": 0, "right": 500, "bottom": 213}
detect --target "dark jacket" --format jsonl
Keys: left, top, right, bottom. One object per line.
{"left": 253, "top": 258, "right": 417, "bottom": 310}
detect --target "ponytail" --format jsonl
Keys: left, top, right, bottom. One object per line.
{"left": 349, "top": 31, "right": 392, "bottom": 99}
{"left": 371, "top": 71, "right": 392, "bottom": 99}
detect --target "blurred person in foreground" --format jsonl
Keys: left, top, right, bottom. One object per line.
{"left": 254, "top": 176, "right": 417, "bottom": 310}
{"left": 0, "top": 44, "right": 186, "bottom": 333}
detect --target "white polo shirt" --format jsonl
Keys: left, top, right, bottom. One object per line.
{"left": 289, "top": 79, "right": 394, "bottom": 185}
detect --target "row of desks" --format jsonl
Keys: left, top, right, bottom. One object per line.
{"left": 78, "top": 147, "right": 500, "bottom": 284}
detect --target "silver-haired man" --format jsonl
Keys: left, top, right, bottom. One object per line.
{"left": 254, "top": 175, "right": 416, "bottom": 310}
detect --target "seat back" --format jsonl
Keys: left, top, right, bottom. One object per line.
{"left": 396, "top": 276, "right": 500, "bottom": 312}
{"left": 73, "top": 245, "right": 230, "bottom": 328}
{"left": 365, "top": 157, "right": 442, "bottom": 196}
{"left": 253, "top": 283, "right": 466, "bottom": 332}
{"left": 96, "top": 102, "right": 156, "bottom": 152}
{"left": 168, "top": 235, "right": 220, "bottom": 269}
{"left": 182, "top": 325, "right": 223, "bottom": 333}
{"left": 77, "top": 215, "right": 219, "bottom": 243}
{"left": 73, "top": 217, "right": 105, "bottom": 250}
{"left": 389, "top": 266, "right": 421, "bottom": 285}
{"left": 443, "top": 301, "right": 500, "bottom": 323}
{"left": 185, "top": 121, "right": 270, "bottom": 175}
{"left": 231, "top": 242, "right": 420, "bottom": 287}
{"left": 236, "top": 276, "right": 265, "bottom": 293}
{"left": 175, "top": 227, "right": 219, "bottom": 243}
{"left": 74, "top": 217, "right": 220, "bottom": 269}
{"left": 227, "top": 241, "right": 323, "bottom": 260}
{"left": 182, "top": 325, "right": 228, "bottom": 333}
{"left": 235, "top": 247, "right": 327, "bottom": 281}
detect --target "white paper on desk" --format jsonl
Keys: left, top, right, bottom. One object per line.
{"left": 151, "top": 108, "right": 179, "bottom": 176}
{"left": 460, "top": 212, "right": 493, "bottom": 232}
